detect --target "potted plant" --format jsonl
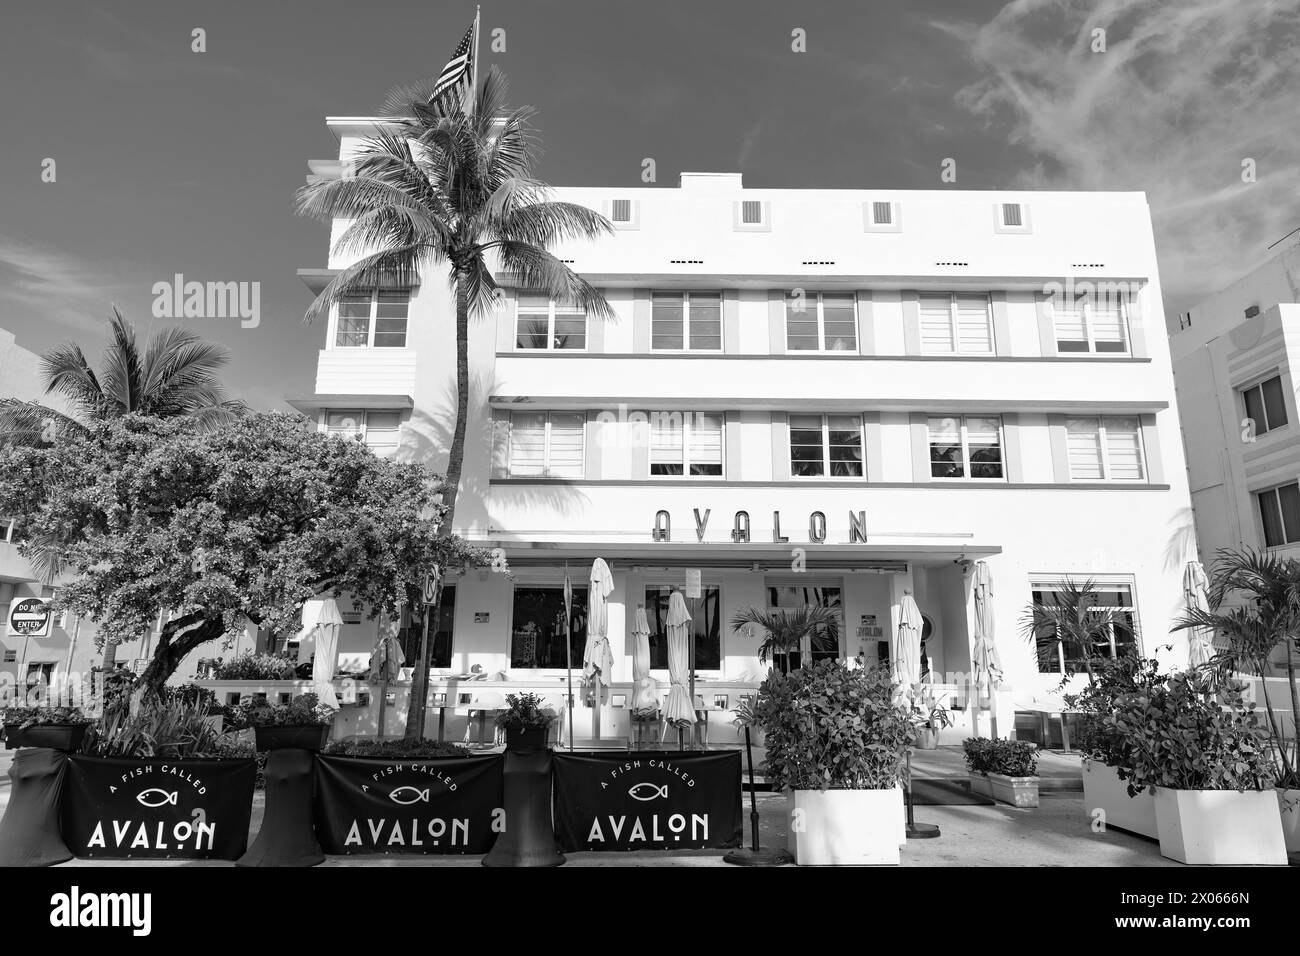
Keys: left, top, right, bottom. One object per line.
{"left": 909, "top": 693, "right": 952, "bottom": 751}
{"left": 963, "top": 738, "right": 1040, "bottom": 807}
{"left": 754, "top": 660, "right": 913, "bottom": 865}
{"left": 232, "top": 692, "right": 337, "bottom": 752}
{"left": 2, "top": 706, "right": 93, "bottom": 751}
{"left": 1105, "top": 668, "right": 1286, "bottom": 865}
{"left": 495, "top": 692, "right": 556, "bottom": 750}
{"left": 1064, "top": 655, "right": 1162, "bottom": 838}
{"left": 209, "top": 652, "right": 298, "bottom": 681}
{"left": 731, "top": 606, "right": 840, "bottom": 675}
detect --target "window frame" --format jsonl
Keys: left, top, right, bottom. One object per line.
{"left": 788, "top": 413, "right": 865, "bottom": 480}
{"left": 507, "top": 411, "right": 586, "bottom": 479}
{"left": 1065, "top": 416, "right": 1146, "bottom": 482}
{"left": 647, "top": 412, "right": 725, "bottom": 479}
{"left": 926, "top": 415, "right": 1006, "bottom": 481}
{"left": 649, "top": 291, "right": 724, "bottom": 352}
{"left": 1256, "top": 481, "right": 1300, "bottom": 548}
{"left": 507, "top": 584, "right": 588, "bottom": 671}
{"left": 1239, "top": 374, "right": 1289, "bottom": 436}
{"left": 918, "top": 292, "right": 994, "bottom": 355}
{"left": 644, "top": 583, "right": 724, "bottom": 674}
{"left": 785, "top": 292, "right": 859, "bottom": 353}
{"left": 330, "top": 289, "right": 411, "bottom": 349}
{"left": 322, "top": 408, "right": 406, "bottom": 455}
{"left": 1052, "top": 293, "right": 1132, "bottom": 355}
{"left": 1030, "top": 576, "right": 1140, "bottom": 675}
{"left": 514, "top": 295, "right": 589, "bottom": 352}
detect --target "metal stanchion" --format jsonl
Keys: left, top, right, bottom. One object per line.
{"left": 904, "top": 749, "right": 940, "bottom": 839}
{"left": 723, "top": 725, "right": 791, "bottom": 866}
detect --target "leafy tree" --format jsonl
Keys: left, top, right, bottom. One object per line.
{"left": 0, "top": 412, "right": 496, "bottom": 695}
{"left": 294, "top": 68, "right": 612, "bottom": 734}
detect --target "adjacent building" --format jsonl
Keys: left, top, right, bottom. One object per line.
{"left": 289, "top": 120, "right": 1197, "bottom": 740}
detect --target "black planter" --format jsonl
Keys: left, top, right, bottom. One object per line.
{"left": 254, "top": 725, "right": 329, "bottom": 752}
{"left": 3, "top": 723, "right": 87, "bottom": 751}
{"left": 505, "top": 727, "right": 550, "bottom": 751}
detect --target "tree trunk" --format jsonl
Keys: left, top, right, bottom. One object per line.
{"left": 404, "top": 278, "right": 470, "bottom": 740}
{"left": 133, "top": 615, "right": 226, "bottom": 696}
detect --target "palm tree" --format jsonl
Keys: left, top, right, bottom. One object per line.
{"left": 1019, "top": 578, "right": 1127, "bottom": 684}
{"left": 731, "top": 606, "right": 841, "bottom": 674}
{"left": 1174, "top": 547, "right": 1300, "bottom": 787}
{"left": 295, "top": 69, "right": 613, "bottom": 737}
{"left": 0, "top": 307, "right": 243, "bottom": 666}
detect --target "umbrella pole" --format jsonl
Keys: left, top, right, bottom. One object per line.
{"left": 377, "top": 679, "right": 388, "bottom": 740}
{"left": 723, "top": 725, "right": 792, "bottom": 866}
{"left": 688, "top": 595, "right": 697, "bottom": 750}
{"left": 566, "top": 601, "right": 574, "bottom": 754}
{"left": 905, "top": 748, "right": 941, "bottom": 839}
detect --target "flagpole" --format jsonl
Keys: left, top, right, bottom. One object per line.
{"left": 470, "top": 5, "right": 481, "bottom": 116}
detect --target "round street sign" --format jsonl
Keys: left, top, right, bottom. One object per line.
{"left": 8, "top": 597, "right": 52, "bottom": 638}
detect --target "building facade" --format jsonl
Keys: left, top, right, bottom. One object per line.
{"left": 293, "top": 120, "right": 1198, "bottom": 739}
{"left": 1170, "top": 237, "right": 1300, "bottom": 564}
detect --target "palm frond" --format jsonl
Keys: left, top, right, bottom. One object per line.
{"left": 40, "top": 341, "right": 109, "bottom": 420}
{"left": 492, "top": 241, "right": 615, "bottom": 319}
{"left": 302, "top": 246, "right": 429, "bottom": 324}
{"left": 0, "top": 400, "right": 86, "bottom": 446}
{"left": 97, "top": 307, "right": 145, "bottom": 416}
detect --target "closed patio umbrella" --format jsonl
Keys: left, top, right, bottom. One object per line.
{"left": 972, "top": 560, "right": 1003, "bottom": 693}
{"left": 895, "top": 592, "right": 922, "bottom": 696}
{"left": 368, "top": 620, "right": 405, "bottom": 739}
{"left": 630, "top": 605, "right": 659, "bottom": 715}
{"left": 1182, "top": 560, "right": 1215, "bottom": 668}
{"left": 663, "top": 590, "right": 695, "bottom": 727}
{"left": 583, "top": 559, "right": 615, "bottom": 737}
{"left": 298, "top": 597, "right": 343, "bottom": 707}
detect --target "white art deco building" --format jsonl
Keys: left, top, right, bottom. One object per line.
{"left": 291, "top": 119, "right": 1198, "bottom": 741}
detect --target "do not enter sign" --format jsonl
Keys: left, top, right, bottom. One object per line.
{"left": 8, "top": 597, "right": 52, "bottom": 638}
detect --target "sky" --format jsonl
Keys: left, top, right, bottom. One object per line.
{"left": 1, "top": 0, "right": 1298, "bottom": 410}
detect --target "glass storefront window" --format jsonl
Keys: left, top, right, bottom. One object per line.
{"left": 765, "top": 583, "right": 844, "bottom": 663}
{"left": 644, "top": 586, "right": 721, "bottom": 670}
{"left": 510, "top": 586, "right": 587, "bottom": 669}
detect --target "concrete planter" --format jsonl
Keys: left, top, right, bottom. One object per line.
{"left": 1081, "top": 761, "right": 1157, "bottom": 839}
{"left": 970, "top": 773, "right": 1039, "bottom": 807}
{"left": 1153, "top": 787, "right": 1287, "bottom": 866}
{"left": 1276, "top": 787, "right": 1300, "bottom": 854}
{"left": 787, "top": 788, "right": 904, "bottom": 865}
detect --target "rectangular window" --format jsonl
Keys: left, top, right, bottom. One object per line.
{"left": 1065, "top": 417, "right": 1144, "bottom": 481}
{"left": 1241, "top": 375, "right": 1289, "bottom": 435}
{"left": 785, "top": 292, "right": 857, "bottom": 352}
{"left": 611, "top": 199, "right": 632, "bottom": 222}
{"left": 872, "top": 201, "right": 893, "bottom": 225}
{"left": 510, "top": 586, "right": 586, "bottom": 669}
{"left": 789, "top": 414, "right": 864, "bottom": 478}
{"left": 1257, "top": 482, "right": 1300, "bottom": 547}
{"left": 508, "top": 412, "right": 584, "bottom": 478}
{"left": 645, "top": 586, "right": 722, "bottom": 670}
{"left": 928, "top": 415, "right": 1004, "bottom": 479}
{"left": 1054, "top": 293, "right": 1130, "bottom": 354}
{"left": 333, "top": 291, "right": 410, "bottom": 348}
{"left": 516, "top": 295, "right": 588, "bottom": 350}
{"left": 651, "top": 292, "right": 722, "bottom": 351}
{"left": 649, "top": 412, "right": 723, "bottom": 477}
{"left": 766, "top": 583, "right": 843, "bottom": 663}
{"left": 918, "top": 293, "right": 993, "bottom": 354}
{"left": 428, "top": 585, "right": 456, "bottom": 669}
{"left": 741, "top": 200, "right": 763, "bottom": 225}
{"left": 1032, "top": 580, "right": 1139, "bottom": 674}
{"left": 324, "top": 409, "right": 404, "bottom": 457}
{"left": 1002, "top": 203, "right": 1023, "bottom": 227}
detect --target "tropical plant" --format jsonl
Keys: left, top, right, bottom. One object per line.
{"left": 1102, "top": 669, "right": 1274, "bottom": 796}
{"left": 494, "top": 692, "right": 556, "bottom": 731}
{"left": 1063, "top": 655, "right": 1164, "bottom": 771}
{"left": 322, "top": 737, "right": 469, "bottom": 760}
{"left": 962, "top": 738, "right": 1039, "bottom": 778}
{"left": 1, "top": 705, "right": 91, "bottom": 729}
{"left": 0, "top": 413, "right": 496, "bottom": 695}
{"left": 85, "top": 694, "right": 232, "bottom": 759}
{"left": 211, "top": 652, "right": 298, "bottom": 681}
{"left": 229, "top": 692, "right": 336, "bottom": 729}
{"left": 909, "top": 702, "right": 952, "bottom": 734}
{"left": 294, "top": 68, "right": 613, "bottom": 736}
{"left": 730, "top": 606, "right": 841, "bottom": 672}
{"left": 754, "top": 660, "right": 914, "bottom": 791}
{"left": 1172, "top": 547, "right": 1300, "bottom": 788}
{"left": 1020, "top": 578, "right": 1127, "bottom": 683}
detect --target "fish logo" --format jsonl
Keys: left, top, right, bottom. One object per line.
{"left": 628, "top": 783, "right": 668, "bottom": 802}
{"left": 388, "top": 786, "right": 430, "bottom": 805}
{"left": 136, "top": 789, "right": 178, "bottom": 808}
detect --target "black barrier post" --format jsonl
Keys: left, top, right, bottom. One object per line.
{"left": 722, "top": 726, "right": 791, "bottom": 866}
{"left": 482, "top": 748, "right": 564, "bottom": 867}
{"left": 904, "top": 749, "right": 940, "bottom": 839}
{"left": 0, "top": 748, "right": 72, "bottom": 866}
{"left": 237, "top": 749, "right": 324, "bottom": 867}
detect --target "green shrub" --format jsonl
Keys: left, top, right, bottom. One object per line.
{"left": 1064, "top": 656, "right": 1163, "bottom": 771}
{"left": 323, "top": 737, "right": 470, "bottom": 760}
{"left": 211, "top": 653, "right": 298, "bottom": 681}
{"left": 963, "top": 737, "right": 1039, "bottom": 777}
{"left": 2, "top": 705, "right": 92, "bottom": 729}
{"left": 754, "top": 660, "right": 913, "bottom": 791}
{"left": 228, "top": 692, "right": 335, "bottom": 729}
{"left": 495, "top": 692, "right": 556, "bottom": 731}
{"left": 86, "top": 695, "right": 234, "bottom": 759}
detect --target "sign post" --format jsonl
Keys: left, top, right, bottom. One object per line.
{"left": 684, "top": 570, "right": 701, "bottom": 749}
{"left": 10, "top": 598, "right": 52, "bottom": 702}
{"left": 563, "top": 564, "right": 574, "bottom": 752}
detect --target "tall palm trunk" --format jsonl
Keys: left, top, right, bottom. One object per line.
{"left": 404, "top": 279, "right": 471, "bottom": 739}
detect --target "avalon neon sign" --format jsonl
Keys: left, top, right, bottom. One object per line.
{"left": 652, "top": 509, "right": 868, "bottom": 544}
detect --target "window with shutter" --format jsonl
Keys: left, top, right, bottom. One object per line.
{"left": 1103, "top": 417, "right": 1144, "bottom": 480}
{"left": 611, "top": 199, "right": 632, "bottom": 222}
{"left": 1054, "top": 293, "right": 1129, "bottom": 354}
{"left": 741, "top": 200, "right": 763, "bottom": 224}
{"left": 919, "top": 294, "right": 955, "bottom": 353}
{"left": 363, "top": 411, "right": 403, "bottom": 456}
{"left": 1090, "top": 300, "right": 1126, "bottom": 352}
{"left": 509, "top": 412, "right": 547, "bottom": 476}
{"left": 1055, "top": 298, "right": 1089, "bottom": 352}
{"left": 546, "top": 413, "right": 585, "bottom": 477}
{"left": 1066, "top": 419, "right": 1104, "bottom": 479}
{"left": 1002, "top": 203, "right": 1022, "bottom": 227}
{"left": 1066, "top": 416, "right": 1145, "bottom": 480}
{"left": 687, "top": 414, "right": 723, "bottom": 476}
{"left": 872, "top": 201, "right": 892, "bottom": 225}
{"left": 954, "top": 294, "right": 993, "bottom": 353}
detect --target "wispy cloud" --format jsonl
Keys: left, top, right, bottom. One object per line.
{"left": 939, "top": 0, "right": 1300, "bottom": 305}
{"left": 0, "top": 234, "right": 117, "bottom": 335}
{"left": 736, "top": 118, "right": 766, "bottom": 171}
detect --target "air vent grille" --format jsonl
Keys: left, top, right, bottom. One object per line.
{"left": 935, "top": 261, "right": 969, "bottom": 267}
{"left": 669, "top": 259, "right": 704, "bottom": 265}
{"left": 801, "top": 260, "right": 836, "bottom": 266}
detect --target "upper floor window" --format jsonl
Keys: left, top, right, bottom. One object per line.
{"left": 789, "top": 414, "right": 863, "bottom": 478}
{"left": 325, "top": 409, "right": 404, "bottom": 456}
{"left": 1054, "top": 293, "right": 1129, "bottom": 354}
{"left": 334, "top": 290, "right": 409, "bottom": 348}
{"left": 650, "top": 412, "right": 723, "bottom": 477}
{"left": 652, "top": 292, "right": 722, "bottom": 351}
{"left": 1257, "top": 481, "right": 1300, "bottom": 548}
{"left": 516, "top": 294, "right": 587, "bottom": 351}
{"left": 1066, "top": 416, "right": 1144, "bottom": 480}
{"left": 1241, "top": 375, "right": 1288, "bottom": 436}
{"left": 786, "top": 292, "right": 856, "bottom": 352}
{"left": 919, "top": 293, "right": 993, "bottom": 354}
{"left": 508, "top": 411, "right": 584, "bottom": 478}
{"left": 928, "top": 416, "right": 1004, "bottom": 480}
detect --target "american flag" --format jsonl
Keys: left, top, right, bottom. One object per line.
{"left": 429, "top": 21, "right": 474, "bottom": 105}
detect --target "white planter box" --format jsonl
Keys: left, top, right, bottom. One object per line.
{"left": 787, "top": 788, "right": 904, "bottom": 865}
{"left": 970, "top": 774, "right": 1039, "bottom": 807}
{"left": 1153, "top": 788, "right": 1287, "bottom": 866}
{"left": 1278, "top": 788, "right": 1300, "bottom": 854}
{"left": 1081, "top": 761, "right": 1157, "bottom": 839}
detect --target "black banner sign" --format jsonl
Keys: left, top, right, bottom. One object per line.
{"left": 61, "top": 757, "right": 255, "bottom": 860}
{"left": 314, "top": 755, "right": 504, "bottom": 854}
{"left": 553, "top": 750, "right": 742, "bottom": 851}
